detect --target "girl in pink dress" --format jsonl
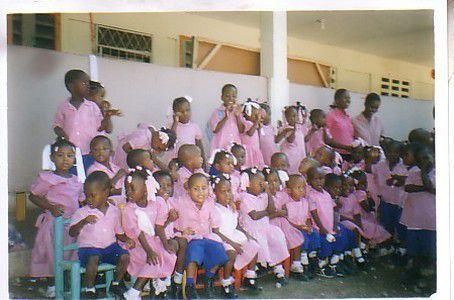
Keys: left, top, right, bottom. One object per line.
{"left": 230, "top": 143, "right": 246, "bottom": 200}
{"left": 240, "top": 100, "right": 265, "bottom": 169}
{"left": 87, "top": 135, "right": 126, "bottom": 206}
{"left": 211, "top": 175, "right": 261, "bottom": 297}
{"left": 210, "top": 150, "right": 241, "bottom": 197}
{"left": 237, "top": 168, "right": 290, "bottom": 288}
{"left": 258, "top": 103, "right": 278, "bottom": 166}
{"left": 208, "top": 84, "right": 245, "bottom": 152}
{"left": 341, "top": 146, "right": 365, "bottom": 172}
{"left": 313, "top": 145, "right": 342, "bottom": 176}
{"left": 305, "top": 109, "right": 333, "bottom": 157}
{"left": 28, "top": 138, "right": 84, "bottom": 298}
{"left": 173, "top": 144, "right": 205, "bottom": 198}
{"left": 363, "top": 146, "right": 382, "bottom": 209}
{"left": 276, "top": 105, "right": 308, "bottom": 173}
{"left": 113, "top": 125, "right": 176, "bottom": 171}
{"left": 122, "top": 168, "right": 177, "bottom": 299}
{"left": 170, "top": 97, "right": 206, "bottom": 165}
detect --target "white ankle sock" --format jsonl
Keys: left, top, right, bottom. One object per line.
{"left": 245, "top": 270, "right": 257, "bottom": 278}
{"left": 300, "top": 252, "right": 309, "bottom": 265}
{"left": 173, "top": 272, "right": 183, "bottom": 284}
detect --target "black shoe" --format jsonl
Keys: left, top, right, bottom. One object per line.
{"left": 171, "top": 283, "right": 183, "bottom": 299}
{"left": 82, "top": 290, "right": 98, "bottom": 299}
{"left": 303, "top": 265, "right": 314, "bottom": 279}
{"left": 275, "top": 275, "right": 288, "bottom": 288}
{"left": 185, "top": 283, "right": 200, "bottom": 300}
{"left": 109, "top": 281, "right": 127, "bottom": 296}
{"left": 337, "top": 261, "right": 352, "bottom": 276}
{"left": 205, "top": 278, "right": 216, "bottom": 299}
{"left": 317, "top": 267, "right": 335, "bottom": 278}
{"left": 256, "top": 265, "right": 269, "bottom": 278}
{"left": 242, "top": 278, "right": 262, "bottom": 293}
{"left": 331, "top": 265, "right": 345, "bottom": 277}
{"left": 308, "top": 258, "right": 318, "bottom": 275}
{"left": 290, "top": 271, "right": 310, "bottom": 281}
{"left": 344, "top": 256, "right": 359, "bottom": 274}
{"left": 357, "top": 261, "right": 370, "bottom": 272}
{"left": 222, "top": 284, "right": 238, "bottom": 299}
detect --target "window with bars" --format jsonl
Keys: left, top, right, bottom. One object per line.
{"left": 8, "top": 13, "right": 57, "bottom": 50}
{"left": 96, "top": 25, "right": 152, "bottom": 63}
{"left": 380, "top": 77, "right": 410, "bottom": 98}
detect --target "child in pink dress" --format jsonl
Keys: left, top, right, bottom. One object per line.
{"left": 313, "top": 145, "right": 342, "bottom": 176}
{"left": 173, "top": 144, "right": 205, "bottom": 198}
{"left": 305, "top": 109, "right": 333, "bottom": 157}
{"left": 299, "top": 157, "right": 321, "bottom": 179}
{"left": 170, "top": 97, "right": 206, "bottom": 164}
{"left": 173, "top": 173, "right": 229, "bottom": 299}
{"left": 211, "top": 175, "right": 261, "bottom": 297}
{"left": 230, "top": 143, "right": 246, "bottom": 198}
{"left": 208, "top": 84, "right": 245, "bottom": 152}
{"left": 87, "top": 135, "right": 126, "bottom": 206}
{"left": 270, "top": 152, "right": 290, "bottom": 173}
{"left": 210, "top": 150, "right": 241, "bottom": 197}
{"left": 341, "top": 146, "right": 365, "bottom": 172}
{"left": 237, "top": 168, "right": 290, "bottom": 287}
{"left": 363, "top": 146, "right": 382, "bottom": 208}
{"left": 69, "top": 172, "right": 133, "bottom": 298}
{"left": 121, "top": 169, "right": 177, "bottom": 299}
{"left": 276, "top": 105, "right": 308, "bottom": 173}
{"left": 241, "top": 100, "right": 265, "bottom": 169}
{"left": 113, "top": 125, "right": 176, "bottom": 171}
{"left": 28, "top": 138, "right": 84, "bottom": 297}
{"left": 259, "top": 103, "right": 278, "bottom": 166}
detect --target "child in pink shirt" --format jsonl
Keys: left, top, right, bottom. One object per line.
{"left": 87, "top": 135, "right": 126, "bottom": 206}
{"left": 113, "top": 125, "right": 176, "bottom": 171}
{"left": 341, "top": 146, "right": 365, "bottom": 172}
{"left": 173, "top": 144, "right": 205, "bottom": 198}
{"left": 174, "top": 173, "right": 229, "bottom": 299}
{"left": 270, "top": 152, "right": 290, "bottom": 174}
{"left": 298, "top": 157, "right": 321, "bottom": 179}
{"left": 126, "top": 149, "right": 156, "bottom": 172}
{"left": 53, "top": 70, "right": 111, "bottom": 159}
{"left": 208, "top": 84, "right": 245, "bottom": 152}
{"left": 240, "top": 100, "right": 265, "bottom": 169}
{"left": 69, "top": 172, "right": 133, "bottom": 298}
{"left": 210, "top": 150, "right": 241, "bottom": 197}
{"left": 237, "top": 168, "right": 290, "bottom": 288}
{"left": 230, "top": 143, "right": 246, "bottom": 197}
{"left": 276, "top": 105, "right": 308, "bottom": 174}
{"left": 363, "top": 146, "right": 382, "bottom": 208}
{"left": 313, "top": 145, "right": 342, "bottom": 176}
{"left": 305, "top": 109, "right": 334, "bottom": 157}
{"left": 211, "top": 175, "right": 261, "bottom": 297}
{"left": 170, "top": 97, "right": 206, "bottom": 164}
{"left": 28, "top": 138, "right": 84, "bottom": 298}
{"left": 121, "top": 169, "right": 177, "bottom": 299}
{"left": 259, "top": 103, "right": 278, "bottom": 166}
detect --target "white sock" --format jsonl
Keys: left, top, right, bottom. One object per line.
{"left": 339, "top": 253, "right": 344, "bottom": 260}
{"left": 291, "top": 261, "right": 304, "bottom": 273}
{"left": 221, "top": 277, "right": 233, "bottom": 287}
{"left": 398, "top": 247, "right": 407, "bottom": 256}
{"left": 353, "top": 247, "right": 363, "bottom": 258}
{"left": 300, "top": 252, "right": 309, "bottom": 265}
{"left": 345, "top": 250, "right": 352, "bottom": 256}
{"left": 273, "top": 264, "right": 285, "bottom": 277}
{"left": 245, "top": 270, "right": 257, "bottom": 278}
{"left": 308, "top": 251, "right": 317, "bottom": 258}
{"left": 173, "top": 271, "right": 183, "bottom": 284}
{"left": 86, "top": 287, "right": 96, "bottom": 293}
{"left": 330, "top": 254, "right": 340, "bottom": 265}
{"left": 164, "top": 276, "right": 171, "bottom": 287}
{"left": 125, "top": 287, "right": 141, "bottom": 297}
{"left": 318, "top": 258, "right": 327, "bottom": 268}
{"left": 360, "top": 242, "right": 367, "bottom": 249}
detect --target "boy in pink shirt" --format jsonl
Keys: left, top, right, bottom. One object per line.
{"left": 305, "top": 109, "right": 335, "bottom": 157}
{"left": 53, "top": 70, "right": 112, "bottom": 170}
{"left": 173, "top": 144, "right": 205, "bottom": 198}
{"left": 352, "top": 93, "right": 384, "bottom": 147}
{"left": 69, "top": 172, "right": 134, "bottom": 298}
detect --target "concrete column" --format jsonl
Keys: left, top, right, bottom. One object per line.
{"left": 260, "top": 11, "right": 289, "bottom": 126}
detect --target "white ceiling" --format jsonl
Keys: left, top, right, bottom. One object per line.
{"left": 191, "top": 10, "right": 434, "bottom": 67}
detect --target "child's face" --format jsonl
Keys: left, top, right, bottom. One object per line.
{"left": 231, "top": 147, "right": 246, "bottom": 169}
{"left": 51, "top": 146, "right": 75, "bottom": 172}
{"left": 125, "top": 177, "right": 147, "bottom": 205}
{"left": 72, "top": 73, "right": 90, "bottom": 98}
{"left": 325, "top": 180, "right": 342, "bottom": 198}
{"left": 188, "top": 177, "right": 209, "bottom": 205}
{"left": 285, "top": 108, "right": 298, "bottom": 126}
{"left": 168, "top": 161, "right": 180, "bottom": 182}
{"left": 215, "top": 156, "right": 235, "bottom": 174}
{"left": 214, "top": 181, "right": 233, "bottom": 206}
{"left": 308, "top": 169, "right": 325, "bottom": 192}
{"left": 182, "top": 147, "right": 203, "bottom": 171}
{"left": 262, "top": 108, "right": 271, "bottom": 125}
{"left": 175, "top": 101, "right": 191, "bottom": 124}
{"left": 314, "top": 147, "right": 333, "bottom": 167}
{"left": 90, "top": 139, "right": 112, "bottom": 164}
{"left": 365, "top": 149, "right": 380, "bottom": 165}
{"left": 266, "top": 172, "right": 281, "bottom": 195}
{"left": 402, "top": 150, "right": 415, "bottom": 166}
{"left": 138, "top": 151, "right": 155, "bottom": 171}
{"left": 336, "top": 91, "right": 351, "bottom": 109}
{"left": 365, "top": 100, "right": 380, "bottom": 116}
{"left": 271, "top": 156, "right": 289, "bottom": 172}
{"left": 314, "top": 113, "right": 326, "bottom": 128}
{"left": 221, "top": 87, "right": 238, "bottom": 110}
{"left": 385, "top": 145, "right": 401, "bottom": 164}
{"left": 357, "top": 177, "right": 368, "bottom": 191}
{"left": 342, "top": 177, "right": 355, "bottom": 196}
{"left": 417, "top": 151, "right": 434, "bottom": 170}
{"left": 286, "top": 177, "right": 306, "bottom": 200}
{"left": 248, "top": 173, "right": 266, "bottom": 195}
{"left": 90, "top": 88, "right": 105, "bottom": 104}
{"left": 351, "top": 147, "right": 364, "bottom": 163}
{"left": 299, "top": 159, "right": 317, "bottom": 178}
{"left": 151, "top": 132, "right": 169, "bottom": 153}
{"left": 156, "top": 175, "right": 173, "bottom": 200}
{"left": 84, "top": 182, "right": 110, "bottom": 209}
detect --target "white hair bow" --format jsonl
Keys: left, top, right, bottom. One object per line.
{"left": 145, "top": 169, "right": 160, "bottom": 202}
{"left": 277, "top": 170, "right": 290, "bottom": 184}
{"left": 208, "top": 149, "right": 223, "bottom": 165}
{"left": 351, "top": 138, "right": 367, "bottom": 148}
{"left": 243, "top": 101, "right": 261, "bottom": 117}
{"left": 239, "top": 172, "right": 250, "bottom": 191}
{"left": 183, "top": 95, "right": 193, "bottom": 103}
{"left": 158, "top": 129, "right": 169, "bottom": 145}
{"left": 135, "top": 209, "right": 155, "bottom": 236}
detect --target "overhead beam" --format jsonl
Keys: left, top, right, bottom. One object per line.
{"left": 315, "top": 62, "right": 329, "bottom": 87}
{"left": 197, "top": 43, "right": 222, "bottom": 70}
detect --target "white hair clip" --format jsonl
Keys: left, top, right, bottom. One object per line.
{"left": 158, "top": 129, "right": 170, "bottom": 145}
{"left": 183, "top": 95, "right": 193, "bottom": 103}
{"left": 54, "top": 146, "right": 59, "bottom": 152}
{"left": 127, "top": 175, "right": 132, "bottom": 183}
{"left": 251, "top": 167, "right": 258, "bottom": 174}
{"left": 222, "top": 173, "right": 231, "bottom": 180}
{"left": 136, "top": 166, "right": 143, "bottom": 171}
{"left": 146, "top": 175, "right": 161, "bottom": 202}
{"left": 277, "top": 170, "right": 290, "bottom": 183}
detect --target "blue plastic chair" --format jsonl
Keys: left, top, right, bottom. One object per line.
{"left": 54, "top": 216, "right": 117, "bottom": 299}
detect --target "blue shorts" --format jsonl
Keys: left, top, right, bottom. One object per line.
{"left": 379, "top": 201, "right": 407, "bottom": 241}
{"left": 299, "top": 229, "right": 321, "bottom": 253}
{"left": 78, "top": 243, "right": 128, "bottom": 268}
{"left": 69, "top": 154, "right": 96, "bottom": 176}
{"left": 185, "top": 239, "right": 228, "bottom": 271}
{"left": 406, "top": 230, "right": 436, "bottom": 258}
{"left": 318, "top": 224, "right": 356, "bottom": 259}
{"left": 338, "top": 223, "right": 358, "bottom": 251}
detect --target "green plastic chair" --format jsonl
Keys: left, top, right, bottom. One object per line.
{"left": 54, "top": 216, "right": 117, "bottom": 299}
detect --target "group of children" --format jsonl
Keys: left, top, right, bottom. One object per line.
{"left": 27, "top": 69, "right": 436, "bottom": 299}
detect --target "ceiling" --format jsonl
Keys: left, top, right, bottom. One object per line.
{"left": 191, "top": 10, "right": 434, "bottom": 67}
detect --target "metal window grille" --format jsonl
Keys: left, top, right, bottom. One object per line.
{"left": 380, "top": 76, "right": 410, "bottom": 98}
{"left": 96, "top": 24, "right": 152, "bottom": 63}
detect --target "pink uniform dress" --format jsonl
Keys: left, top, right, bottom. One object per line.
{"left": 352, "top": 113, "right": 384, "bottom": 147}
{"left": 163, "top": 197, "right": 178, "bottom": 239}
{"left": 373, "top": 159, "right": 408, "bottom": 207}
{"left": 241, "top": 119, "right": 265, "bottom": 169}
{"left": 171, "top": 121, "right": 203, "bottom": 158}
{"left": 326, "top": 108, "right": 354, "bottom": 155}
{"left": 209, "top": 106, "right": 242, "bottom": 152}
{"left": 259, "top": 124, "right": 278, "bottom": 166}
{"left": 173, "top": 166, "right": 206, "bottom": 199}
{"left": 306, "top": 186, "right": 336, "bottom": 235}
{"left": 270, "top": 191, "right": 304, "bottom": 249}
{"left": 285, "top": 195, "right": 312, "bottom": 228}
{"left": 238, "top": 192, "right": 289, "bottom": 266}
{"left": 280, "top": 124, "right": 308, "bottom": 174}
{"left": 230, "top": 170, "right": 242, "bottom": 198}
{"left": 53, "top": 99, "right": 104, "bottom": 155}
{"left": 305, "top": 126, "right": 331, "bottom": 157}
{"left": 400, "top": 168, "right": 436, "bottom": 231}
{"left": 213, "top": 203, "right": 260, "bottom": 270}
{"left": 29, "top": 171, "right": 83, "bottom": 277}
{"left": 365, "top": 169, "right": 380, "bottom": 208}
{"left": 113, "top": 126, "right": 153, "bottom": 171}
{"left": 122, "top": 198, "right": 177, "bottom": 278}
{"left": 87, "top": 161, "right": 125, "bottom": 206}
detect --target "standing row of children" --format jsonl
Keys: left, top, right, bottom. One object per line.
{"left": 27, "top": 69, "right": 436, "bottom": 299}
